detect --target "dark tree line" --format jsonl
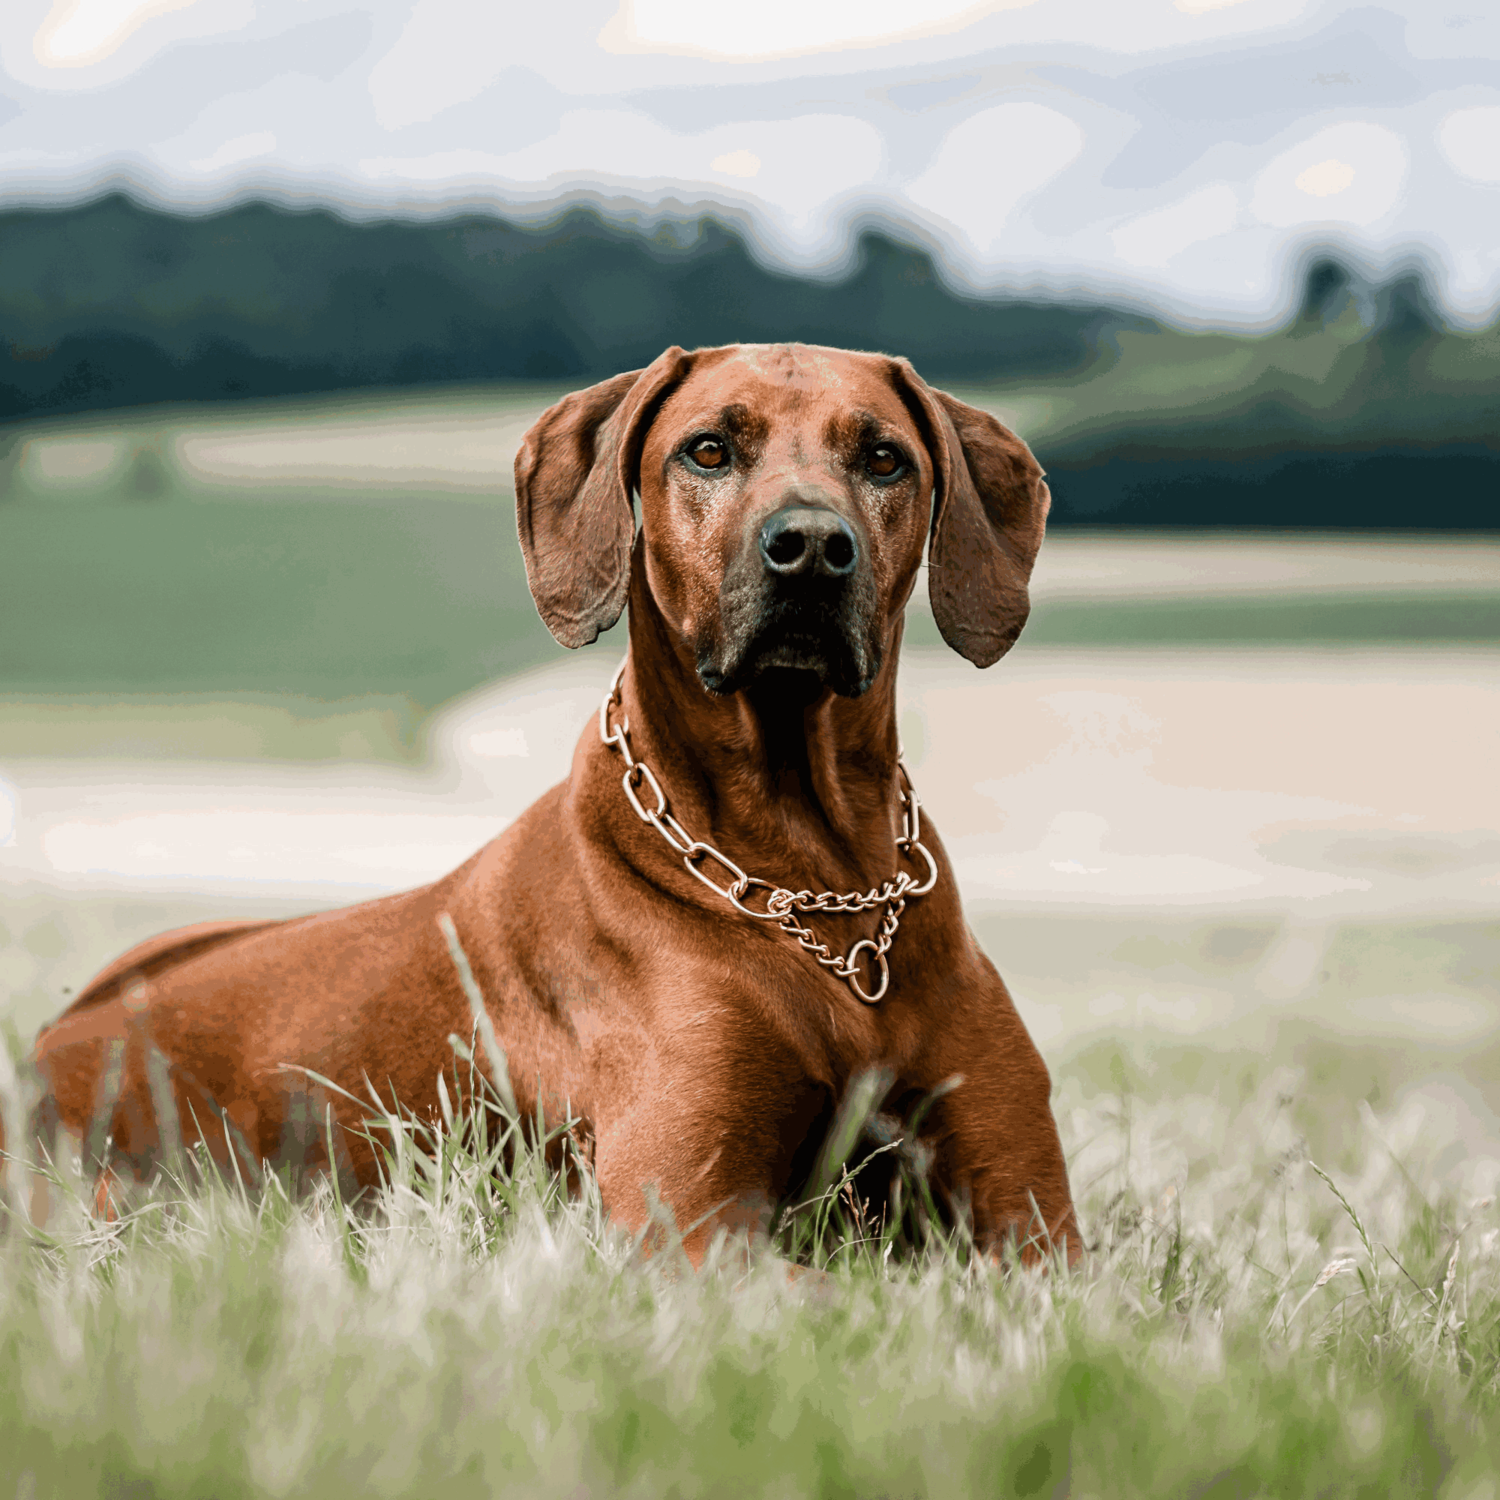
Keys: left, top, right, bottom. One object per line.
{"left": 2, "top": 196, "right": 1494, "bottom": 527}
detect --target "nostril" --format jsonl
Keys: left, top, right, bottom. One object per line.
{"left": 765, "top": 530, "right": 806, "bottom": 567}
{"left": 823, "top": 532, "right": 855, "bottom": 572}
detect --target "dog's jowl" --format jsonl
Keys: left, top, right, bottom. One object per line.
{"left": 33, "top": 344, "right": 1079, "bottom": 1264}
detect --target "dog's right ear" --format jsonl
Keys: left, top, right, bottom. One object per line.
{"left": 515, "top": 348, "right": 690, "bottom": 648}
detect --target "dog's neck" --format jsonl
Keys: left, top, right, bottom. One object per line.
{"left": 613, "top": 590, "right": 906, "bottom": 889}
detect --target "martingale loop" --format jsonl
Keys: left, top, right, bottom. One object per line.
{"left": 599, "top": 657, "right": 939, "bottom": 1005}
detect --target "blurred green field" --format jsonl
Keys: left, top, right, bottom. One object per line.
{"left": 3, "top": 387, "right": 1497, "bottom": 738}
{"left": 5, "top": 486, "right": 1493, "bottom": 714}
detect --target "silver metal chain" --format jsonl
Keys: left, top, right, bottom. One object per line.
{"left": 598, "top": 658, "right": 938, "bottom": 1004}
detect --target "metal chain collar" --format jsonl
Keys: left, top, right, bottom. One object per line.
{"left": 598, "top": 659, "right": 938, "bottom": 1004}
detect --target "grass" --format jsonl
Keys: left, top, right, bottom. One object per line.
{"left": 4, "top": 392, "right": 1496, "bottom": 746}
{"left": 2, "top": 402, "right": 1497, "bottom": 1490}
{"left": 3, "top": 1001, "right": 1499, "bottom": 1498}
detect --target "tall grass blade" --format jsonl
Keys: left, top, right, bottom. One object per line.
{"left": 437, "top": 912, "right": 518, "bottom": 1120}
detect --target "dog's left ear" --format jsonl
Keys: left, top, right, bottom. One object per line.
{"left": 515, "top": 347, "right": 691, "bottom": 648}
{"left": 895, "top": 362, "right": 1051, "bottom": 668}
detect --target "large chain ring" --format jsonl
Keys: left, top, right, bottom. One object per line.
{"left": 844, "top": 939, "right": 891, "bottom": 1004}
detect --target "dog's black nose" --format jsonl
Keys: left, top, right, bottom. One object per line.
{"left": 758, "top": 507, "right": 859, "bottom": 580}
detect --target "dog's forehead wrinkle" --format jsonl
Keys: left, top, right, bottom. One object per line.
{"left": 721, "top": 342, "right": 863, "bottom": 394}
{"left": 670, "top": 402, "right": 767, "bottom": 443}
{"left": 826, "top": 409, "right": 889, "bottom": 452}
{"left": 663, "top": 386, "right": 787, "bottom": 448}
{"left": 730, "top": 342, "right": 825, "bottom": 380}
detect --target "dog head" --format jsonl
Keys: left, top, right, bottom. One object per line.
{"left": 515, "top": 344, "right": 1050, "bottom": 697}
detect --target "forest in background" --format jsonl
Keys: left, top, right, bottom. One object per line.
{"left": 3, "top": 194, "right": 1496, "bottom": 529}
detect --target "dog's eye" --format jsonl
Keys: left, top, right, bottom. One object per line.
{"left": 867, "top": 445, "right": 903, "bottom": 479}
{"left": 688, "top": 436, "right": 728, "bottom": 471}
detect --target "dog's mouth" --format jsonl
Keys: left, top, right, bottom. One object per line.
{"left": 699, "top": 585, "right": 881, "bottom": 699}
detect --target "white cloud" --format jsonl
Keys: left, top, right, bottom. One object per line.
{"left": 1294, "top": 158, "right": 1355, "bottom": 196}
{"left": 0, "top": 0, "right": 1494, "bottom": 328}
{"left": 594, "top": 0, "right": 1328, "bottom": 66}
{"left": 367, "top": 0, "right": 518, "bottom": 132}
{"left": 710, "top": 149, "right": 760, "bottom": 178}
{"left": 599, "top": 0, "right": 1039, "bottom": 61}
{"left": 1250, "top": 121, "right": 1408, "bottom": 228}
{"left": 1437, "top": 105, "right": 1500, "bottom": 183}
{"left": 189, "top": 130, "right": 275, "bottom": 173}
{"left": 9, "top": 0, "right": 253, "bottom": 86}
{"left": 903, "top": 103, "right": 1085, "bottom": 254}
{"left": 34, "top": 0, "right": 199, "bottom": 67}
{"left": 361, "top": 109, "right": 884, "bottom": 236}
{"left": 1110, "top": 183, "right": 1240, "bottom": 268}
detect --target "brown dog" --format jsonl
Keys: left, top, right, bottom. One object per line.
{"left": 30, "top": 344, "right": 1078, "bottom": 1262}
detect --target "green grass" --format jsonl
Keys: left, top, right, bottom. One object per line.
{"left": 3, "top": 1004, "right": 1499, "bottom": 1498}
{"left": 909, "top": 590, "right": 1500, "bottom": 650}
{"left": 6, "top": 484, "right": 1491, "bottom": 726}
{"left": 4, "top": 391, "right": 1496, "bottom": 747}
{"left": 0, "top": 490, "right": 561, "bottom": 712}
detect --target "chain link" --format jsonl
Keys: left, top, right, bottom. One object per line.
{"left": 599, "top": 658, "right": 938, "bottom": 1004}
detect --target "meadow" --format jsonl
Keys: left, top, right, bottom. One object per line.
{"left": 2, "top": 385, "right": 1498, "bottom": 1497}
{"left": 3, "top": 372, "right": 1497, "bottom": 717}
{"left": 2, "top": 1007, "right": 1499, "bottom": 1498}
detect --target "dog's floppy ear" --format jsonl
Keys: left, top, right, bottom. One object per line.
{"left": 515, "top": 348, "right": 690, "bottom": 648}
{"left": 895, "top": 362, "right": 1051, "bottom": 668}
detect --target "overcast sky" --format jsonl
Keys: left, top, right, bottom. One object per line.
{"left": 2, "top": 0, "right": 1497, "bottom": 326}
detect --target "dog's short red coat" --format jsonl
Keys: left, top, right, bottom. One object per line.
{"left": 31, "top": 345, "right": 1079, "bottom": 1262}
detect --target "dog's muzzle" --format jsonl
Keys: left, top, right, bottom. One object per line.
{"left": 700, "top": 502, "right": 879, "bottom": 699}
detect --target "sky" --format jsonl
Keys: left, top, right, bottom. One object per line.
{"left": 1, "top": 0, "right": 1498, "bottom": 326}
